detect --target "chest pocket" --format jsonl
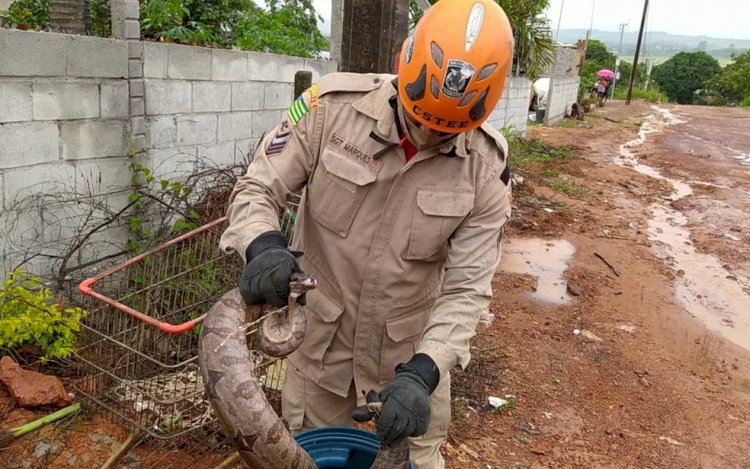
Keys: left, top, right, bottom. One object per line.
{"left": 308, "top": 148, "right": 377, "bottom": 237}
{"left": 406, "top": 187, "right": 474, "bottom": 260}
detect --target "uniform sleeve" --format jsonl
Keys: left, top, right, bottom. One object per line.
{"left": 416, "top": 160, "right": 512, "bottom": 379}
{"left": 219, "top": 87, "right": 321, "bottom": 260}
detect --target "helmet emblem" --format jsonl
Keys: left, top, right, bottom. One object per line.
{"left": 465, "top": 2, "right": 485, "bottom": 52}
{"left": 442, "top": 59, "right": 475, "bottom": 99}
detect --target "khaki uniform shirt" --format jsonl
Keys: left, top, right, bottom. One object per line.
{"left": 221, "top": 72, "right": 511, "bottom": 403}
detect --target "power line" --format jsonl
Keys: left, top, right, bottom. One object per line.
{"left": 626, "top": 0, "right": 649, "bottom": 105}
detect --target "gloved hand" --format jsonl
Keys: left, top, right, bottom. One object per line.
{"left": 239, "top": 231, "right": 304, "bottom": 308}
{"left": 376, "top": 354, "right": 439, "bottom": 445}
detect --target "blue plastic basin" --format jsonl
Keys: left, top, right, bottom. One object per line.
{"left": 294, "top": 427, "right": 414, "bottom": 469}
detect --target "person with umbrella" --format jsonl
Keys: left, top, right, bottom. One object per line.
{"left": 594, "top": 69, "right": 615, "bottom": 106}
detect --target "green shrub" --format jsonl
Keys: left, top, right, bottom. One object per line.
{"left": 612, "top": 87, "right": 669, "bottom": 103}
{"left": 0, "top": 269, "right": 85, "bottom": 362}
{"left": 742, "top": 95, "right": 750, "bottom": 108}
{"left": 2, "top": 0, "right": 48, "bottom": 29}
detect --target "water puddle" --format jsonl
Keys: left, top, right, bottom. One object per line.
{"left": 615, "top": 106, "right": 750, "bottom": 351}
{"left": 649, "top": 206, "right": 750, "bottom": 349}
{"left": 500, "top": 239, "right": 576, "bottom": 305}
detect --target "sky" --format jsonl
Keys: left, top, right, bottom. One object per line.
{"left": 257, "top": 1, "right": 750, "bottom": 41}
{"left": 543, "top": 0, "right": 748, "bottom": 41}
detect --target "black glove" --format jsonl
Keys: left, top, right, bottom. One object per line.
{"left": 239, "top": 231, "right": 303, "bottom": 308}
{"left": 376, "top": 354, "right": 439, "bottom": 445}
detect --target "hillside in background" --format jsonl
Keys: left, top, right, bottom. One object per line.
{"left": 557, "top": 28, "right": 750, "bottom": 61}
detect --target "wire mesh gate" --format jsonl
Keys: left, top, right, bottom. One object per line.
{"left": 73, "top": 196, "right": 301, "bottom": 468}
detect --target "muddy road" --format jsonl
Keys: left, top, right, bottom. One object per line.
{"left": 445, "top": 102, "right": 750, "bottom": 468}
{"left": 1, "top": 102, "right": 749, "bottom": 469}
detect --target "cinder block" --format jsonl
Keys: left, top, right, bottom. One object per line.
{"left": 62, "top": 121, "right": 128, "bottom": 160}
{"left": 125, "top": 0, "right": 140, "bottom": 19}
{"left": 0, "top": 82, "right": 32, "bottom": 123}
{"left": 198, "top": 141, "right": 235, "bottom": 167}
{"left": 129, "top": 60, "right": 144, "bottom": 78}
{"left": 231, "top": 82, "right": 264, "bottom": 111}
{"left": 75, "top": 157, "right": 132, "bottom": 193}
{"left": 143, "top": 42, "right": 169, "bottom": 78}
{"left": 176, "top": 114, "right": 217, "bottom": 146}
{"left": 212, "top": 50, "right": 248, "bottom": 81}
{"left": 218, "top": 112, "right": 253, "bottom": 141}
{"left": 146, "top": 115, "right": 177, "bottom": 149}
{"left": 3, "top": 162, "right": 76, "bottom": 204}
{"left": 0, "top": 122, "right": 59, "bottom": 169}
{"left": 304, "top": 59, "right": 338, "bottom": 82}
{"left": 128, "top": 41, "right": 143, "bottom": 60}
{"left": 144, "top": 79, "right": 191, "bottom": 115}
{"left": 101, "top": 81, "right": 129, "bottom": 119}
{"left": 130, "top": 134, "right": 147, "bottom": 152}
{"left": 67, "top": 35, "right": 128, "bottom": 78}
{"left": 252, "top": 110, "right": 283, "bottom": 138}
{"left": 247, "top": 52, "right": 305, "bottom": 82}
{"left": 125, "top": 20, "right": 140, "bottom": 40}
{"left": 131, "top": 115, "right": 146, "bottom": 135}
{"left": 147, "top": 147, "right": 198, "bottom": 178}
{"left": 130, "top": 97, "right": 145, "bottom": 116}
{"left": 264, "top": 83, "right": 293, "bottom": 110}
{"left": 33, "top": 82, "right": 100, "bottom": 120}
{"left": 130, "top": 78, "right": 145, "bottom": 97}
{"left": 0, "top": 206, "right": 44, "bottom": 249}
{"left": 168, "top": 44, "right": 211, "bottom": 80}
{"left": 0, "top": 29, "right": 68, "bottom": 77}
{"left": 193, "top": 82, "right": 231, "bottom": 112}
{"left": 235, "top": 138, "right": 259, "bottom": 164}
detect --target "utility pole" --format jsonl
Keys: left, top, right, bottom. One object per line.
{"left": 626, "top": 0, "right": 649, "bottom": 105}
{"left": 555, "top": 0, "right": 565, "bottom": 42}
{"left": 612, "top": 23, "right": 627, "bottom": 97}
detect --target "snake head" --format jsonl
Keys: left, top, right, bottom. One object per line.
{"left": 289, "top": 274, "right": 318, "bottom": 299}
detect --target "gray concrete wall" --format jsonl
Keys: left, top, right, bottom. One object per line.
{"left": 0, "top": 28, "right": 337, "bottom": 278}
{"left": 0, "top": 29, "right": 130, "bottom": 276}
{"left": 139, "top": 42, "right": 337, "bottom": 180}
{"left": 545, "top": 76, "right": 581, "bottom": 126}
{"left": 543, "top": 44, "right": 581, "bottom": 78}
{"left": 486, "top": 77, "right": 532, "bottom": 135}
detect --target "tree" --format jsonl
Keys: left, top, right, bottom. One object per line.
{"left": 138, "top": 0, "right": 327, "bottom": 57}
{"left": 708, "top": 50, "right": 750, "bottom": 105}
{"left": 409, "top": 0, "right": 555, "bottom": 80}
{"left": 652, "top": 52, "right": 722, "bottom": 104}
{"left": 585, "top": 39, "right": 615, "bottom": 67}
{"left": 578, "top": 40, "right": 614, "bottom": 98}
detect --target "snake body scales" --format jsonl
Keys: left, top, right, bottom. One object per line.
{"left": 198, "top": 276, "right": 410, "bottom": 468}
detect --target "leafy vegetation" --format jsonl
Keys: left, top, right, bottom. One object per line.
{"left": 1, "top": 0, "right": 48, "bottom": 29}
{"left": 139, "top": 0, "right": 327, "bottom": 57}
{"left": 409, "top": 0, "right": 555, "bottom": 80}
{"left": 0, "top": 269, "right": 85, "bottom": 362}
{"left": 505, "top": 129, "right": 576, "bottom": 173}
{"left": 652, "top": 52, "right": 722, "bottom": 104}
{"left": 706, "top": 50, "right": 750, "bottom": 106}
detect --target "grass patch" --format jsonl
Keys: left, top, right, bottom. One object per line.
{"left": 551, "top": 177, "right": 590, "bottom": 198}
{"left": 507, "top": 133, "right": 577, "bottom": 173}
{"left": 542, "top": 168, "right": 560, "bottom": 178}
{"left": 612, "top": 87, "right": 669, "bottom": 103}
{"left": 556, "top": 118, "right": 580, "bottom": 128}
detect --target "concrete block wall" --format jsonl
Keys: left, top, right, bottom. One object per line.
{"left": 0, "top": 29, "right": 130, "bottom": 276}
{"left": 486, "top": 77, "right": 532, "bottom": 135}
{"left": 140, "top": 42, "right": 338, "bottom": 179}
{"left": 0, "top": 27, "right": 338, "bottom": 279}
{"left": 545, "top": 76, "right": 581, "bottom": 126}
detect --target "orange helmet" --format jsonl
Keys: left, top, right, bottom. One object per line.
{"left": 398, "top": 0, "right": 514, "bottom": 133}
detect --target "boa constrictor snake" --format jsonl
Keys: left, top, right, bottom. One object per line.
{"left": 198, "top": 274, "right": 411, "bottom": 468}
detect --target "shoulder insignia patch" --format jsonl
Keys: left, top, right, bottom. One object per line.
{"left": 288, "top": 84, "right": 319, "bottom": 126}
{"left": 267, "top": 115, "right": 293, "bottom": 156}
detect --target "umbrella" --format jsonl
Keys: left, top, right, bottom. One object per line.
{"left": 597, "top": 69, "right": 615, "bottom": 79}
